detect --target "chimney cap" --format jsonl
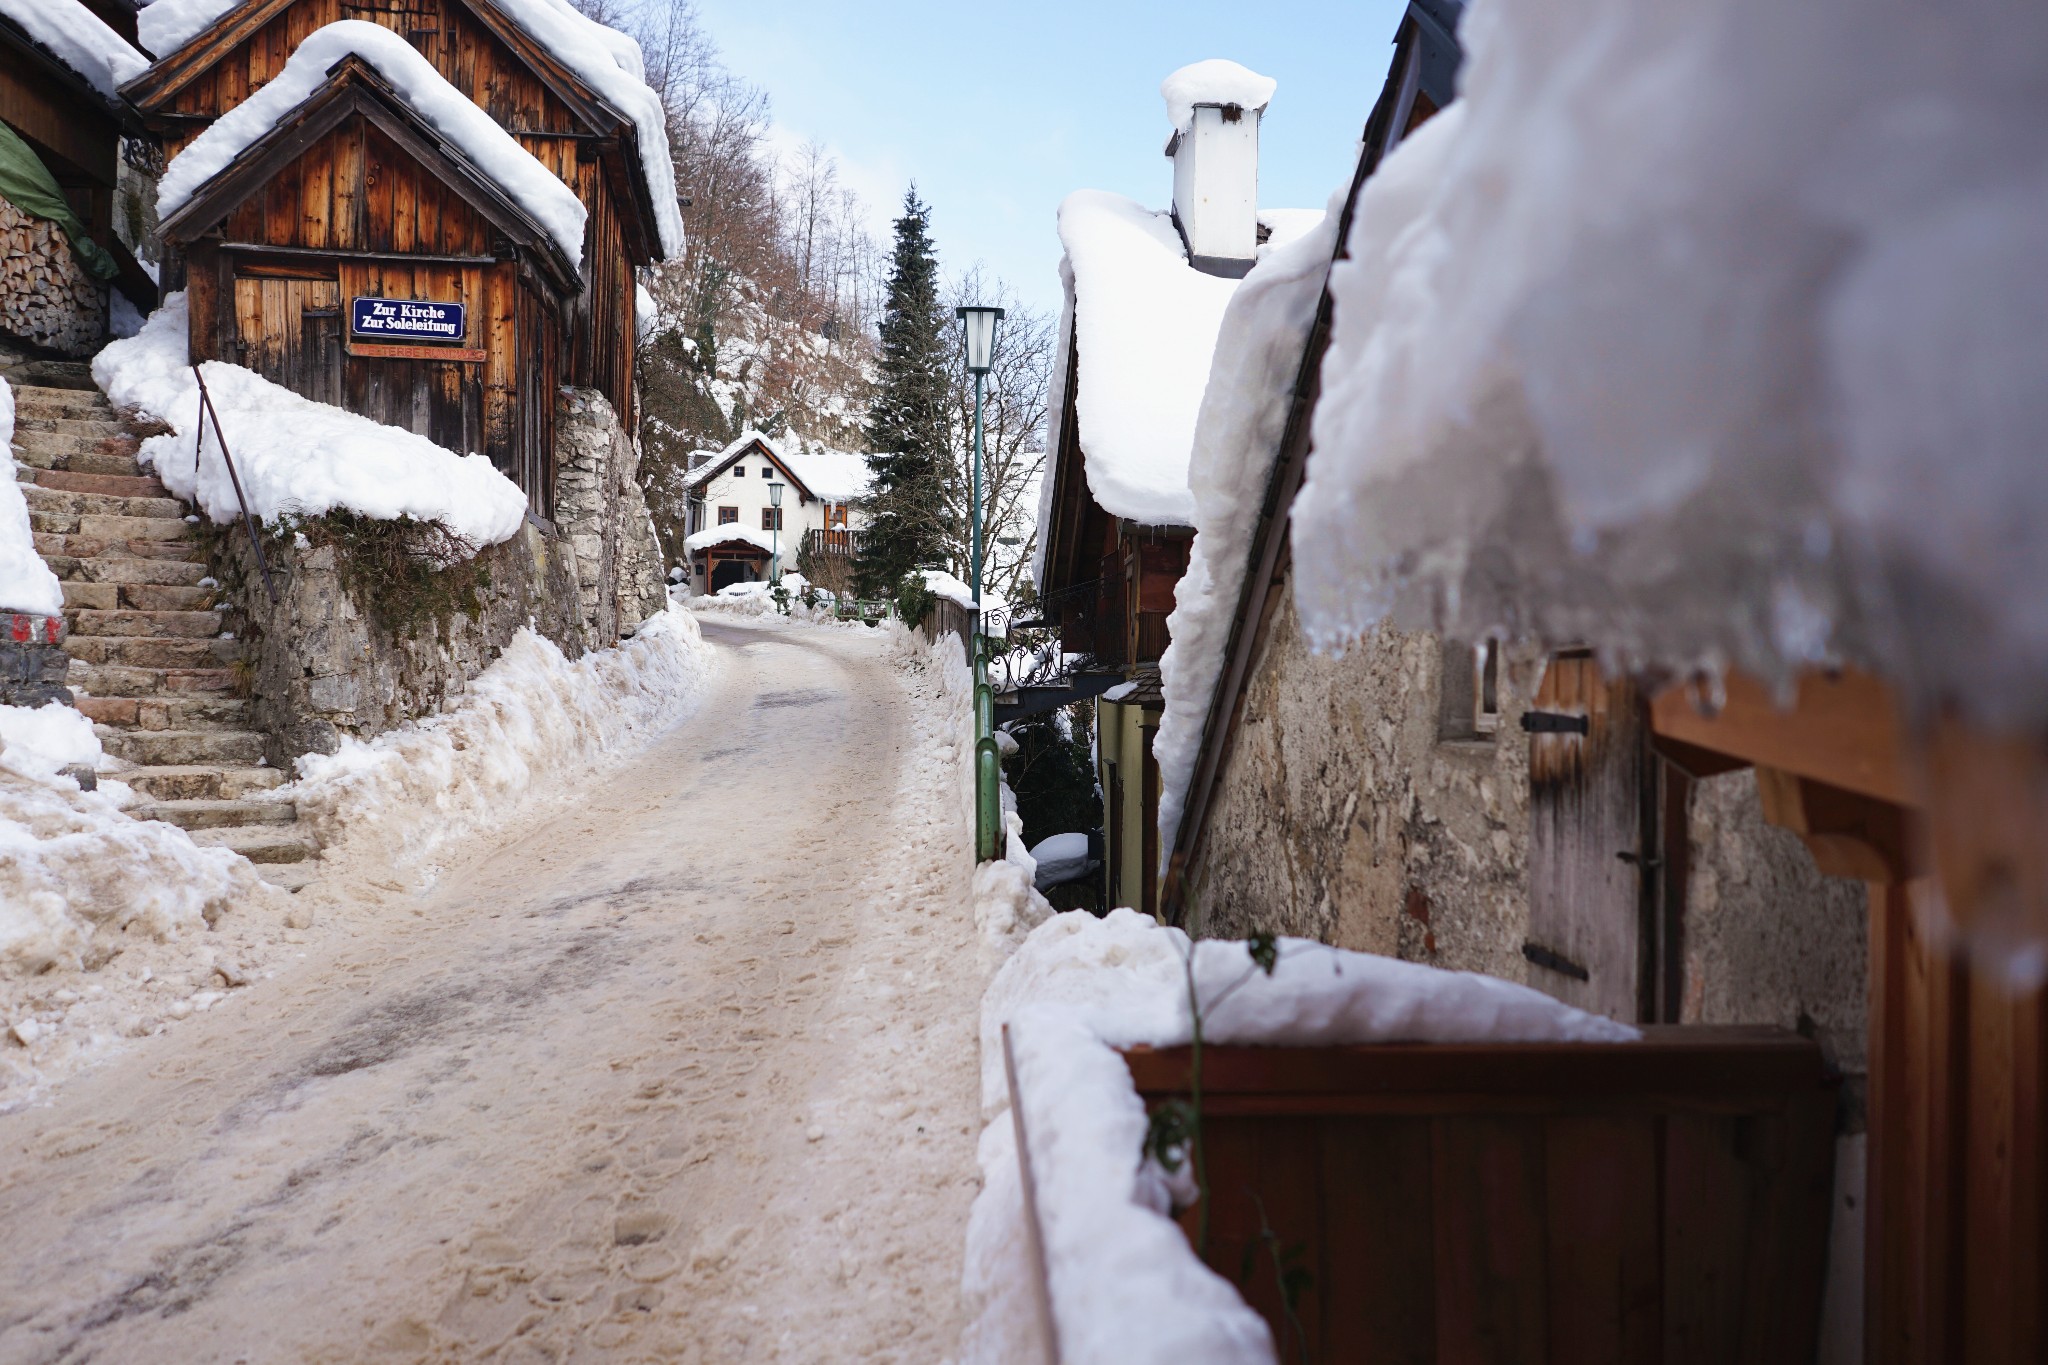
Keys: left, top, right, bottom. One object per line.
{"left": 1161, "top": 60, "right": 1276, "bottom": 131}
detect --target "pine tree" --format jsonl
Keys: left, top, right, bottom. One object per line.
{"left": 856, "top": 188, "right": 954, "bottom": 598}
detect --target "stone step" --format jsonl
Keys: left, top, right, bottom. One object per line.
{"left": 129, "top": 797, "right": 297, "bottom": 832}
{"left": 188, "top": 825, "right": 315, "bottom": 865}
{"left": 98, "top": 726, "right": 265, "bottom": 767}
{"left": 27, "top": 469, "right": 170, "bottom": 499}
{"left": 10, "top": 440, "right": 146, "bottom": 477}
{"left": 33, "top": 531, "right": 205, "bottom": 562}
{"left": 7, "top": 364, "right": 96, "bottom": 391}
{"left": 24, "top": 485, "right": 185, "bottom": 521}
{"left": 44, "top": 555, "right": 210, "bottom": 587}
{"left": 10, "top": 386, "right": 111, "bottom": 419}
{"left": 10, "top": 413, "right": 135, "bottom": 438}
{"left": 76, "top": 694, "right": 247, "bottom": 729}
{"left": 61, "top": 581, "right": 218, "bottom": 612}
{"left": 30, "top": 510, "right": 199, "bottom": 542}
{"left": 65, "top": 635, "right": 240, "bottom": 669}
{"left": 67, "top": 608, "right": 224, "bottom": 640}
{"left": 68, "top": 661, "right": 237, "bottom": 697}
{"left": 118, "top": 764, "right": 284, "bottom": 801}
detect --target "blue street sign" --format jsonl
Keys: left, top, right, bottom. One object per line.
{"left": 350, "top": 297, "right": 466, "bottom": 343}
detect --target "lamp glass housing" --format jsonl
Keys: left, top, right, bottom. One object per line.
{"left": 767, "top": 479, "right": 784, "bottom": 507}
{"left": 956, "top": 305, "right": 1005, "bottom": 374}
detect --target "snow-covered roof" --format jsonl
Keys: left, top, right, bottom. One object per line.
{"left": 0, "top": 0, "right": 149, "bottom": 100}
{"left": 133, "top": 0, "right": 683, "bottom": 260}
{"left": 157, "top": 22, "right": 587, "bottom": 268}
{"left": 683, "top": 524, "right": 775, "bottom": 556}
{"left": 1160, "top": 59, "right": 1276, "bottom": 130}
{"left": 1044, "top": 191, "right": 1244, "bottom": 529}
{"left": 779, "top": 450, "right": 871, "bottom": 504}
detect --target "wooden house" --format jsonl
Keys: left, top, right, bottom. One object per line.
{"left": 0, "top": 0, "right": 158, "bottom": 358}
{"left": 154, "top": 43, "right": 581, "bottom": 514}
{"left": 122, "top": 0, "right": 680, "bottom": 510}
{"left": 1148, "top": 1, "right": 2046, "bottom": 1359}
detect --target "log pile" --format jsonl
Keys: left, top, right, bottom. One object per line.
{"left": 0, "top": 195, "right": 105, "bottom": 357}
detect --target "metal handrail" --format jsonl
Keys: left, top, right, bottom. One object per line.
{"left": 192, "top": 365, "right": 279, "bottom": 606}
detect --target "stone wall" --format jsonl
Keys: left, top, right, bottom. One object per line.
{"left": 217, "top": 387, "right": 669, "bottom": 765}
{"left": 1186, "top": 592, "right": 1539, "bottom": 979}
{"left": 554, "top": 387, "right": 668, "bottom": 642}
{"left": 0, "top": 615, "right": 71, "bottom": 708}
{"left": 0, "top": 197, "right": 104, "bottom": 358}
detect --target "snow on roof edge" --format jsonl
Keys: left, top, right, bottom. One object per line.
{"left": 156, "top": 22, "right": 587, "bottom": 268}
{"left": 1, "top": 0, "right": 150, "bottom": 100}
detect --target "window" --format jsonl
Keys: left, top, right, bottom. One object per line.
{"left": 733, "top": 466, "right": 746, "bottom": 477}
{"left": 718, "top": 506, "right": 738, "bottom": 525}
{"left": 826, "top": 503, "right": 848, "bottom": 529}
{"left": 761, "top": 507, "right": 783, "bottom": 531}
{"left": 760, "top": 467, "right": 772, "bottom": 478}
{"left": 1437, "top": 637, "right": 1502, "bottom": 742}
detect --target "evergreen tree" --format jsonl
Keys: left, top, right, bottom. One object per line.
{"left": 856, "top": 189, "right": 954, "bottom": 598}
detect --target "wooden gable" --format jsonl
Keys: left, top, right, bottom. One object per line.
{"left": 689, "top": 437, "right": 823, "bottom": 506}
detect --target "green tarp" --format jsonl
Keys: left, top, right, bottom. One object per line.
{"left": 0, "top": 118, "right": 119, "bottom": 283}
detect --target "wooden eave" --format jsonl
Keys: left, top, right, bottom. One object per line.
{"left": 686, "top": 437, "right": 820, "bottom": 505}
{"left": 1161, "top": 13, "right": 1442, "bottom": 923}
{"left": 0, "top": 16, "right": 146, "bottom": 139}
{"left": 1038, "top": 320, "right": 1108, "bottom": 599}
{"left": 158, "top": 56, "right": 581, "bottom": 298}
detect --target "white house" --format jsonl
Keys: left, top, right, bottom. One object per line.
{"left": 680, "top": 431, "right": 872, "bottom": 594}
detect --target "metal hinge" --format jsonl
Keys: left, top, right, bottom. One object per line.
{"left": 1520, "top": 710, "right": 1590, "bottom": 735}
{"left": 1522, "top": 940, "right": 1591, "bottom": 982}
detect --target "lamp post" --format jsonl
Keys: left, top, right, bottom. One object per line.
{"left": 956, "top": 305, "right": 1004, "bottom": 617}
{"left": 767, "top": 478, "right": 784, "bottom": 587}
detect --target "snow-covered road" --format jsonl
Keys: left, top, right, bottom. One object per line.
{"left": 0, "top": 618, "right": 983, "bottom": 1363}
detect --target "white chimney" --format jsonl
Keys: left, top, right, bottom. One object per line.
{"left": 1161, "top": 60, "right": 1277, "bottom": 278}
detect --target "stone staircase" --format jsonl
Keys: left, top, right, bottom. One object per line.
{"left": 10, "top": 375, "right": 320, "bottom": 889}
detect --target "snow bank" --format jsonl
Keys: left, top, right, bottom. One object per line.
{"left": 960, "top": 909, "right": 1636, "bottom": 1363}
{"left": 0, "top": 0, "right": 149, "bottom": 99}
{"left": 1, "top": 378, "right": 64, "bottom": 616}
{"left": 1154, "top": 198, "right": 1342, "bottom": 862}
{"left": 0, "top": 702, "right": 100, "bottom": 776}
{"left": 1028, "top": 831, "right": 1092, "bottom": 890}
{"left": 157, "top": 22, "right": 587, "bottom": 266}
{"left": 94, "top": 295, "right": 529, "bottom": 547}
{"left": 1291, "top": 0, "right": 2048, "bottom": 731}
{"left": 1161, "top": 59, "right": 1276, "bottom": 131}
{"left": 922, "top": 568, "right": 1003, "bottom": 615}
{"left": 287, "top": 605, "right": 716, "bottom": 876}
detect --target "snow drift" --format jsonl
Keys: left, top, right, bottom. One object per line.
{"left": 288, "top": 606, "right": 717, "bottom": 876}
{"left": 94, "top": 294, "right": 530, "bottom": 547}
{"left": 1, "top": 378, "right": 64, "bottom": 616}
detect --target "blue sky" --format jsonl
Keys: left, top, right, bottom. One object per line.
{"left": 691, "top": 0, "right": 1409, "bottom": 317}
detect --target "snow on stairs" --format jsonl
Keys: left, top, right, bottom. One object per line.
{"left": 11, "top": 380, "right": 321, "bottom": 890}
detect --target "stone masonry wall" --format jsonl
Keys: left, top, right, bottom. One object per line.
{"left": 554, "top": 387, "right": 668, "bottom": 642}
{"left": 0, "top": 197, "right": 105, "bottom": 358}
{"left": 216, "top": 387, "right": 668, "bottom": 766}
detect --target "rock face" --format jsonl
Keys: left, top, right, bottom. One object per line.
{"left": 553, "top": 387, "right": 668, "bottom": 641}
{"left": 0, "top": 198, "right": 105, "bottom": 358}
{"left": 216, "top": 387, "right": 666, "bottom": 766}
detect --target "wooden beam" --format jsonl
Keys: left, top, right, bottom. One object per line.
{"left": 1648, "top": 667, "right": 1915, "bottom": 808}
{"left": 347, "top": 343, "right": 487, "bottom": 363}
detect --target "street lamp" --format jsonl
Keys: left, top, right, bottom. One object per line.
{"left": 767, "top": 478, "right": 784, "bottom": 587}
{"left": 956, "top": 304, "right": 1004, "bottom": 615}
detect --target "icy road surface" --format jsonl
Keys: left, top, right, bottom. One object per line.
{"left": 0, "top": 618, "right": 982, "bottom": 1362}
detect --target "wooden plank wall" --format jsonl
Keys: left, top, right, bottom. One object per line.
{"left": 1868, "top": 882, "right": 2048, "bottom": 1365}
{"left": 1125, "top": 1032, "right": 1839, "bottom": 1365}
{"left": 158, "top": 0, "right": 641, "bottom": 428}
{"left": 219, "top": 120, "right": 492, "bottom": 257}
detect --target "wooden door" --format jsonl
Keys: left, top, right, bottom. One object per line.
{"left": 233, "top": 275, "right": 341, "bottom": 395}
{"left": 1526, "top": 652, "right": 1654, "bottom": 1021}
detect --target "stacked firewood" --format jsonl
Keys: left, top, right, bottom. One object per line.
{"left": 0, "top": 196, "right": 105, "bottom": 357}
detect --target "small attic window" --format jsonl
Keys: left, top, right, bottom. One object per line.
{"left": 733, "top": 466, "right": 746, "bottom": 476}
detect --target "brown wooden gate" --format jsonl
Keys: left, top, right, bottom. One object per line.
{"left": 1124, "top": 1027, "right": 1839, "bottom": 1363}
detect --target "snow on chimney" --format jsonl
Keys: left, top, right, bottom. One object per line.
{"left": 1162, "top": 60, "right": 1277, "bottom": 278}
